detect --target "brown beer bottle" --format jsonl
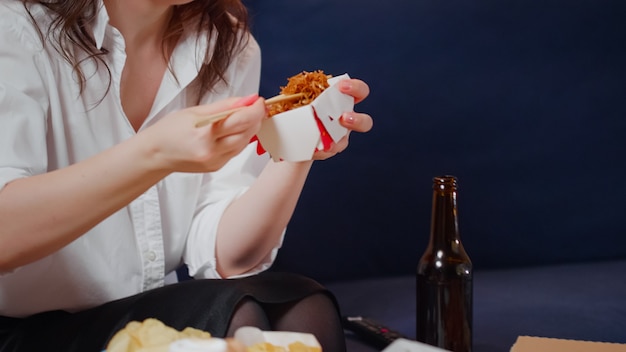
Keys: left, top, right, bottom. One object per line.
{"left": 416, "top": 175, "right": 473, "bottom": 352}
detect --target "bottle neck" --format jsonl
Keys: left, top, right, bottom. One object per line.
{"left": 429, "top": 176, "right": 461, "bottom": 247}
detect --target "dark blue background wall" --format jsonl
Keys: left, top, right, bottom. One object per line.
{"left": 244, "top": 0, "right": 626, "bottom": 282}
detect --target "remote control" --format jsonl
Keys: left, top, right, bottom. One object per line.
{"left": 342, "top": 315, "right": 407, "bottom": 350}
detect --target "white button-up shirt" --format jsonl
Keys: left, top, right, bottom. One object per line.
{"left": 0, "top": 1, "right": 278, "bottom": 317}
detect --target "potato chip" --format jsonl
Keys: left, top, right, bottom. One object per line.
{"left": 247, "top": 341, "right": 320, "bottom": 352}
{"left": 286, "top": 341, "right": 321, "bottom": 352}
{"left": 106, "top": 319, "right": 320, "bottom": 352}
{"left": 179, "top": 327, "right": 213, "bottom": 340}
{"left": 247, "top": 342, "right": 287, "bottom": 352}
{"left": 106, "top": 318, "right": 213, "bottom": 352}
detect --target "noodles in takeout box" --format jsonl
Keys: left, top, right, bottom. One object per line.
{"left": 253, "top": 71, "right": 354, "bottom": 162}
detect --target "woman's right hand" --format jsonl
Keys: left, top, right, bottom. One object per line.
{"left": 140, "top": 94, "right": 266, "bottom": 174}
{"left": 0, "top": 94, "right": 265, "bottom": 272}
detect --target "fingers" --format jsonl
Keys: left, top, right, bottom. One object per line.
{"left": 314, "top": 78, "right": 373, "bottom": 160}
{"left": 191, "top": 96, "right": 265, "bottom": 137}
{"left": 338, "top": 78, "right": 370, "bottom": 104}
{"left": 337, "top": 78, "right": 373, "bottom": 132}
{"left": 213, "top": 97, "right": 265, "bottom": 136}
{"left": 208, "top": 98, "right": 265, "bottom": 160}
{"left": 312, "top": 133, "right": 350, "bottom": 161}
{"left": 231, "top": 93, "right": 260, "bottom": 108}
{"left": 341, "top": 111, "right": 373, "bottom": 133}
{"left": 187, "top": 94, "right": 261, "bottom": 125}
{"left": 187, "top": 97, "right": 244, "bottom": 116}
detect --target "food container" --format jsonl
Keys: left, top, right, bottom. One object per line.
{"left": 169, "top": 338, "right": 229, "bottom": 352}
{"left": 234, "top": 326, "right": 321, "bottom": 351}
{"left": 256, "top": 74, "right": 353, "bottom": 162}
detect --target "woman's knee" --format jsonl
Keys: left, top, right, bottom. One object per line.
{"left": 226, "top": 297, "right": 270, "bottom": 336}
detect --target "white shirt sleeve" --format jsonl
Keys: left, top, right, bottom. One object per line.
{"left": 0, "top": 13, "right": 50, "bottom": 192}
{"left": 183, "top": 36, "right": 284, "bottom": 279}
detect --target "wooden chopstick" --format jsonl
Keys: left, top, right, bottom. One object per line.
{"left": 194, "top": 93, "right": 304, "bottom": 128}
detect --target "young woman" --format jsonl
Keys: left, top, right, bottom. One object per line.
{"left": 0, "top": 0, "right": 373, "bottom": 351}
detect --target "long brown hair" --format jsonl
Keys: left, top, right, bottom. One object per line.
{"left": 21, "top": 0, "right": 250, "bottom": 101}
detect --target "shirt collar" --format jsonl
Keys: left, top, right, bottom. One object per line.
{"left": 86, "top": 3, "right": 216, "bottom": 124}
{"left": 91, "top": 0, "right": 109, "bottom": 50}
{"left": 89, "top": 2, "right": 211, "bottom": 67}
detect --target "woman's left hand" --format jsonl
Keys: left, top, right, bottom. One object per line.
{"left": 313, "top": 78, "right": 373, "bottom": 160}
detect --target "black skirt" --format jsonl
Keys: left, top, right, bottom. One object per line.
{"left": 0, "top": 272, "right": 335, "bottom": 352}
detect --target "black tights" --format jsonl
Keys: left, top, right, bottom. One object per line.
{"left": 226, "top": 294, "right": 346, "bottom": 351}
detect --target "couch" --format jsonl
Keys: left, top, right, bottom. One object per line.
{"left": 242, "top": 1, "right": 626, "bottom": 351}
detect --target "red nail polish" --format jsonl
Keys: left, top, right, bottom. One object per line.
{"left": 342, "top": 112, "right": 355, "bottom": 124}
{"left": 339, "top": 80, "right": 353, "bottom": 92}
{"left": 232, "top": 93, "right": 260, "bottom": 108}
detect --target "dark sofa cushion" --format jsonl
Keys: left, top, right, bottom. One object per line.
{"left": 245, "top": 0, "right": 626, "bottom": 282}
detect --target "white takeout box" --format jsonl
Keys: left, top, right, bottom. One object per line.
{"left": 234, "top": 326, "right": 321, "bottom": 349}
{"left": 382, "top": 338, "right": 450, "bottom": 351}
{"left": 169, "top": 338, "right": 229, "bottom": 352}
{"left": 256, "top": 74, "right": 354, "bottom": 162}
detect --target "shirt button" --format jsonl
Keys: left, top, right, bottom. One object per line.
{"left": 147, "top": 251, "right": 157, "bottom": 262}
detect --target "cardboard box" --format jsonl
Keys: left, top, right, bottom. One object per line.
{"left": 511, "top": 336, "right": 626, "bottom": 352}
